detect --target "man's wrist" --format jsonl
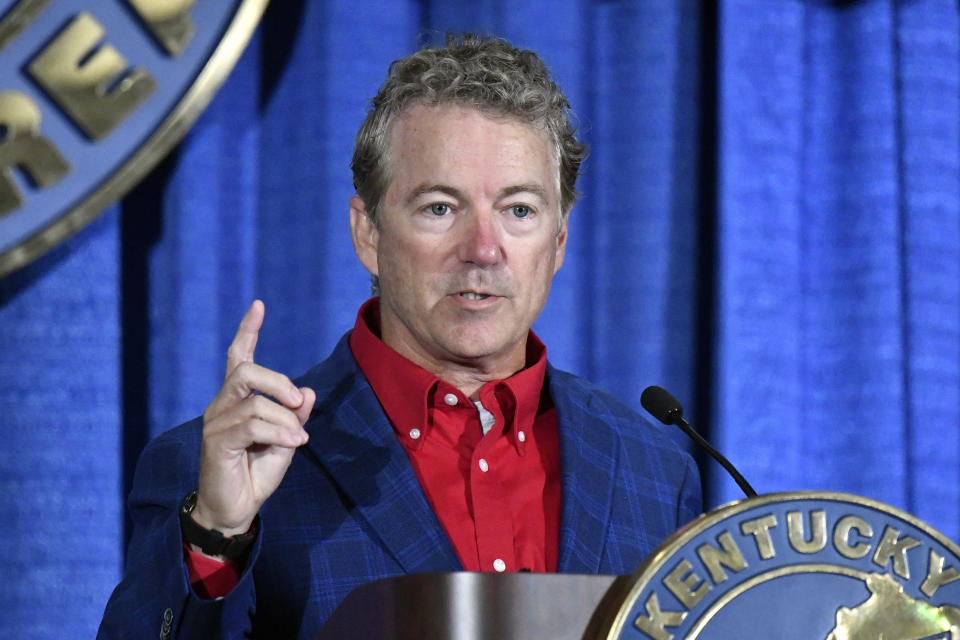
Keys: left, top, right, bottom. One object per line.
{"left": 179, "top": 491, "right": 258, "bottom": 561}
{"left": 189, "top": 498, "right": 253, "bottom": 537}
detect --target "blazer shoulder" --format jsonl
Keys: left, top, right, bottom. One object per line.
{"left": 546, "top": 364, "right": 692, "bottom": 459}
{"left": 546, "top": 364, "right": 704, "bottom": 548}
{"left": 294, "top": 332, "right": 366, "bottom": 406}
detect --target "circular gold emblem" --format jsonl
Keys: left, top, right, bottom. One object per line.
{"left": 593, "top": 491, "right": 960, "bottom": 639}
{"left": 0, "top": 0, "right": 268, "bottom": 276}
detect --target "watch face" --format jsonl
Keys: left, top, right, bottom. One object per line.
{"left": 181, "top": 490, "right": 198, "bottom": 514}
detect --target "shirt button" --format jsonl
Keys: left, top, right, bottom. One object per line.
{"left": 444, "top": 393, "right": 458, "bottom": 406}
{"left": 493, "top": 558, "right": 506, "bottom": 572}
{"left": 517, "top": 430, "right": 526, "bottom": 442}
{"left": 478, "top": 458, "right": 489, "bottom": 472}
{"left": 409, "top": 428, "right": 421, "bottom": 440}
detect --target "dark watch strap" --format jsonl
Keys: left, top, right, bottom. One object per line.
{"left": 179, "top": 490, "right": 257, "bottom": 561}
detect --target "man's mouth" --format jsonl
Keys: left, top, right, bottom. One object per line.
{"left": 459, "top": 291, "right": 492, "bottom": 301}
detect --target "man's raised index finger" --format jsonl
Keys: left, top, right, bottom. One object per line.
{"left": 226, "top": 300, "right": 265, "bottom": 379}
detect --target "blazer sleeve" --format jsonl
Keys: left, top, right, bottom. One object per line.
{"left": 96, "top": 420, "right": 261, "bottom": 640}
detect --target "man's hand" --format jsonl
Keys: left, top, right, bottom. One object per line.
{"left": 192, "top": 300, "right": 316, "bottom": 537}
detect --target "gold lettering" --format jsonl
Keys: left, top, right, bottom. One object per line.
{"left": 740, "top": 514, "right": 778, "bottom": 559}
{"left": 663, "top": 559, "right": 710, "bottom": 609}
{"left": 125, "top": 0, "right": 196, "bottom": 55}
{"left": 788, "top": 509, "right": 828, "bottom": 554}
{"left": 0, "top": 0, "right": 52, "bottom": 52}
{"left": 633, "top": 592, "right": 686, "bottom": 640}
{"left": 833, "top": 515, "right": 873, "bottom": 559}
{"left": 921, "top": 549, "right": 960, "bottom": 598}
{"left": 871, "top": 526, "right": 921, "bottom": 579}
{"left": 697, "top": 531, "right": 748, "bottom": 584}
{"left": 0, "top": 91, "right": 70, "bottom": 216}
{"left": 27, "top": 12, "right": 156, "bottom": 140}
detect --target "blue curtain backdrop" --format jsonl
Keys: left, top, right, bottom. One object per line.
{"left": 0, "top": 1, "right": 958, "bottom": 637}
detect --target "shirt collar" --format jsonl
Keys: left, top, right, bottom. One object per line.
{"left": 348, "top": 298, "right": 548, "bottom": 452}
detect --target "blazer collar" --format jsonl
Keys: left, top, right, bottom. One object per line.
{"left": 296, "top": 335, "right": 620, "bottom": 576}
{"left": 298, "top": 334, "right": 462, "bottom": 573}
{"left": 548, "top": 364, "right": 620, "bottom": 574}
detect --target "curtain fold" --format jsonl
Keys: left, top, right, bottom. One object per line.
{"left": 715, "top": 1, "right": 960, "bottom": 542}
{"left": 0, "top": 209, "right": 122, "bottom": 637}
{"left": 892, "top": 0, "right": 960, "bottom": 536}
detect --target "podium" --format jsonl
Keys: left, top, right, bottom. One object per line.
{"left": 316, "top": 572, "right": 631, "bottom": 639}
{"left": 315, "top": 493, "right": 960, "bottom": 639}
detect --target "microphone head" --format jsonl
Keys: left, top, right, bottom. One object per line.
{"left": 640, "top": 385, "right": 684, "bottom": 425}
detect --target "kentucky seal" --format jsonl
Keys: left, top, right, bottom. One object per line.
{"left": 594, "top": 492, "right": 960, "bottom": 639}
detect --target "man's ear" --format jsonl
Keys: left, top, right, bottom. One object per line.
{"left": 349, "top": 196, "right": 379, "bottom": 277}
{"left": 553, "top": 210, "right": 569, "bottom": 274}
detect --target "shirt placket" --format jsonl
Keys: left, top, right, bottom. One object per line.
{"left": 469, "top": 396, "right": 516, "bottom": 573}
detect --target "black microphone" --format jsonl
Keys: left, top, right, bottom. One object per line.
{"left": 640, "top": 385, "right": 757, "bottom": 498}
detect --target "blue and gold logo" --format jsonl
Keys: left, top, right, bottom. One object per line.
{"left": 597, "top": 492, "right": 960, "bottom": 639}
{"left": 0, "top": 0, "right": 267, "bottom": 275}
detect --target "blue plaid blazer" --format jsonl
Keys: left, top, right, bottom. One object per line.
{"left": 98, "top": 333, "right": 701, "bottom": 639}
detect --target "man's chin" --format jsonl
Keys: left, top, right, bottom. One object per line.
{"left": 436, "top": 330, "right": 524, "bottom": 366}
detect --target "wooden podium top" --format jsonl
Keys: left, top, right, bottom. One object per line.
{"left": 316, "top": 572, "right": 630, "bottom": 640}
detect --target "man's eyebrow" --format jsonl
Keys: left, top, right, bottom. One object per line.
{"left": 404, "top": 184, "right": 466, "bottom": 205}
{"left": 403, "top": 183, "right": 551, "bottom": 205}
{"left": 499, "top": 184, "right": 550, "bottom": 203}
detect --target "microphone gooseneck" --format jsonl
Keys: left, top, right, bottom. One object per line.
{"left": 640, "top": 385, "right": 758, "bottom": 499}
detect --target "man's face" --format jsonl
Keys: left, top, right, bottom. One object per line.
{"left": 351, "top": 103, "right": 567, "bottom": 375}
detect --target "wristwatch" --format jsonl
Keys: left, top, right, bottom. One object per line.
{"left": 179, "top": 490, "right": 257, "bottom": 560}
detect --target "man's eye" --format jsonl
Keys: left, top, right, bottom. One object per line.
{"left": 428, "top": 203, "right": 451, "bottom": 216}
{"left": 510, "top": 205, "right": 532, "bottom": 219}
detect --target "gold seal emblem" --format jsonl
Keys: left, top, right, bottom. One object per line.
{"left": 0, "top": 0, "right": 268, "bottom": 276}
{"left": 591, "top": 492, "right": 960, "bottom": 639}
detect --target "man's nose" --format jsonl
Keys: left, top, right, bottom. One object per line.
{"left": 457, "top": 211, "right": 503, "bottom": 266}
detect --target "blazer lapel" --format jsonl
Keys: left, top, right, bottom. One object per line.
{"left": 302, "top": 364, "right": 462, "bottom": 574}
{"left": 549, "top": 367, "right": 620, "bottom": 574}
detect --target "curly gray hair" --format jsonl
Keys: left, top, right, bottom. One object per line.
{"left": 351, "top": 33, "right": 587, "bottom": 227}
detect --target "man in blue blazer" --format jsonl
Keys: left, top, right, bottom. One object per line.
{"left": 99, "top": 34, "right": 701, "bottom": 639}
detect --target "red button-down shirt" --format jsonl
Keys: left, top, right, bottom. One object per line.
{"left": 185, "top": 298, "right": 561, "bottom": 594}
{"left": 349, "top": 298, "right": 561, "bottom": 573}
